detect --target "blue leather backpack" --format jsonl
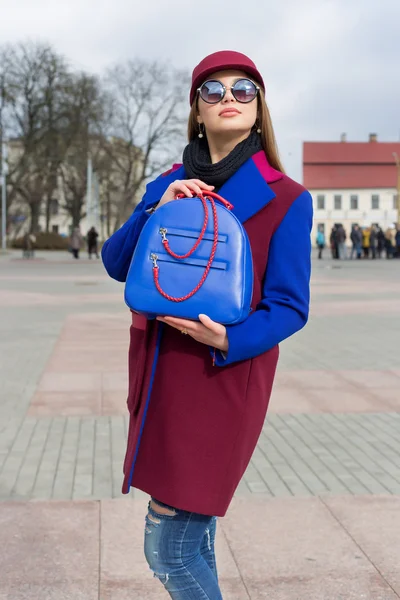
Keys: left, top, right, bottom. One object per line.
{"left": 124, "top": 192, "right": 253, "bottom": 325}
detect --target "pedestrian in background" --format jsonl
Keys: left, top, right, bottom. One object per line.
{"left": 102, "top": 50, "right": 312, "bottom": 599}
{"left": 384, "top": 227, "right": 395, "bottom": 259}
{"left": 22, "top": 232, "right": 36, "bottom": 259}
{"left": 330, "top": 225, "right": 338, "bottom": 259}
{"left": 370, "top": 225, "right": 377, "bottom": 259}
{"left": 362, "top": 227, "right": 370, "bottom": 258}
{"left": 87, "top": 226, "right": 100, "bottom": 259}
{"left": 350, "top": 224, "right": 362, "bottom": 259}
{"left": 395, "top": 225, "right": 400, "bottom": 258}
{"left": 316, "top": 227, "right": 325, "bottom": 259}
{"left": 376, "top": 226, "right": 385, "bottom": 258}
{"left": 70, "top": 227, "right": 83, "bottom": 259}
{"left": 336, "top": 224, "right": 347, "bottom": 259}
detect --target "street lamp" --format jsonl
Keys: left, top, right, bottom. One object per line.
{"left": 393, "top": 152, "right": 400, "bottom": 227}
{"left": 1, "top": 141, "right": 7, "bottom": 251}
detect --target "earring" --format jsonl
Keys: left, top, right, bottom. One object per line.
{"left": 255, "top": 120, "right": 261, "bottom": 134}
{"left": 198, "top": 124, "right": 205, "bottom": 138}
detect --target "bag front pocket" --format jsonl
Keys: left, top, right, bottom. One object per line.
{"left": 150, "top": 251, "right": 227, "bottom": 270}
{"left": 164, "top": 227, "right": 228, "bottom": 244}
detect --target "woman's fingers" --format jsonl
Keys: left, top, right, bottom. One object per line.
{"left": 180, "top": 182, "right": 201, "bottom": 196}
{"left": 192, "top": 180, "right": 215, "bottom": 190}
{"left": 158, "top": 316, "right": 198, "bottom": 331}
{"left": 175, "top": 180, "right": 214, "bottom": 196}
{"left": 176, "top": 183, "right": 194, "bottom": 197}
{"left": 198, "top": 314, "right": 225, "bottom": 334}
{"left": 157, "top": 316, "right": 208, "bottom": 338}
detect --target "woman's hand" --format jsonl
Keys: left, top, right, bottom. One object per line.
{"left": 156, "top": 179, "right": 214, "bottom": 210}
{"left": 156, "top": 313, "right": 228, "bottom": 352}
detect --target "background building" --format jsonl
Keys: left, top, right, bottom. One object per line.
{"left": 303, "top": 134, "right": 400, "bottom": 241}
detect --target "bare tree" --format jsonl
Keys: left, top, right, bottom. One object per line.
{"left": 2, "top": 42, "right": 71, "bottom": 232}
{"left": 1, "top": 47, "right": 189, "bottom": 237}
{"left": 60, "top": 72, "right": 108, "bottom": 228}
{"left": 41, "top": 53, "right": 73, "bottom": 231}
{"left": 103, "top": 60, "right": 189, "bottom": 230}
{"left": 0, "top": 47, "right": 13, "bottom": 239}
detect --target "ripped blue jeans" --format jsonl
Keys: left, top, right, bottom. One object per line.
{"left": 144, "top": 497, "right": 223, "bottom": 599}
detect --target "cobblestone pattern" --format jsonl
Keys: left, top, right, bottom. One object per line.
{"left": 1, "top": 252, "right": 400, "bottom": 503}
{"left": 1, "top": 413, "right": 400, "bottom": 501}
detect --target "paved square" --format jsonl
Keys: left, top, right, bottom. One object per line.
{"left": 0, "top": 250, "right": 399, "bottom": 598}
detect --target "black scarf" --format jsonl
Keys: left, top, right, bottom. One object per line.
{"left": 182, "top": 131, "right": 263, "bottom": 189}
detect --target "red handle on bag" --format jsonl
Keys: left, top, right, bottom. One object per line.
{"left": 152, "top": 192, "right": 232, "bottom": 302}
{"left": 176, "top": 190, "right": 234, "bottom": 211}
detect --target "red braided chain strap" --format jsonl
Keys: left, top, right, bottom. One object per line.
{"left": 152, "top": 192, "right": 233, "bottom": 303}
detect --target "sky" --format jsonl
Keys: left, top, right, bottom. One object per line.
{"left": 1, "top": 0, "right": 399, "bottom": 181}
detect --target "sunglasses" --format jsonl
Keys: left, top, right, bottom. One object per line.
{"left": 197, "top": 78, "right": 260, "bottom": 105}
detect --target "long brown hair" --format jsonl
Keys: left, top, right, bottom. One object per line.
{"left": 187, "top": 88, "right": 285, "bottom": 173}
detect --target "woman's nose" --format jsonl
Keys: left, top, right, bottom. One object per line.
{"left": 221, "top": 88, "right": 236, "bottom": 103}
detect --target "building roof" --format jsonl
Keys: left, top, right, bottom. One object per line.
{"left": 303, "top": 140, "right": 400, "bottom": 190}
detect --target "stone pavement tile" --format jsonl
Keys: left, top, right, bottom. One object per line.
{"left": 102, "top": 371, "right": 129, "bottom": 391}
{"left": 268, "top": 388, "right": 320, "bottom": 413}
{"left": 303, "top": 389, "right": 395, "bottom": 413}
{"left": 0, "top": 290, "right": 58, "bottom": 307}
{"left": 280, "top": 370, "right": 355, "bottom": 390}
{"left": 324, "top": 495, "right": 400, "bottom": 596}
{"left": 367, "top": 389, "right": 400, "bottom": 411}
{"left": 93, "top": 419, "right": 113, "bottom": 498}
{"left": 38, "top": 372, "right": 102, "bottom": 392}
{"left": 312, "top": 298, "right": 400, "bottom": 317}
{"left": 30, "top": 418, "right": 66, "bottom": 499}
{"left": 100, "top": 498, "right": 249, "bottom": 599}
{"left": 102, "top": 391, "right": 127, "bottom": 415}
{"left": 271, "top": 371, "right": 296, "bottom": 389}
{"left": 311, "top": 282, "right": 400, "bottom": 295}
{"left": 46, "top": 352, "right": 127, "bottom": 373}
{"left": 338, "top": 370, "right": 400, "bottom": 389}
{"left": 110, "top": 417, "right": 127, "bottom": 497}
{"left": 72, "top": 418, "right": 95, "bottom": 499}
{"left": 268, "top": 385, "right": 393, "bottom": 414}
{"left": 220, "top": 496, "right": 399, "bottom": 600}
{"left": 0, "top": 501, "right": 99, "bottom": 600}
{"left": 28, "top": 391, "right": 101, "bottom": 416}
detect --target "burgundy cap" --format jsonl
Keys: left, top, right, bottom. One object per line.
{"left": 190, "top": 50, "right": 265, "bottom": 105}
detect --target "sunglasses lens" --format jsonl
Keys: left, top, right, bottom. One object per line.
{"left": 232, "top": 79, "right": 257, "bottom": 103}
{"left": 200, "top": 80, "right": 224, "bottom": 104}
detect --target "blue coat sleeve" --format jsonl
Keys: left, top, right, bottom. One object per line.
{"left": 214, "top": 190, "right": 313, "bottom": 366}
{"left": 101, "top": 190, "right": 159, "bottom": 282}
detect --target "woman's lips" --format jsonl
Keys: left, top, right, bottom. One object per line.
{"left": 219, "top": 109, "right": 241, "bottom": 117}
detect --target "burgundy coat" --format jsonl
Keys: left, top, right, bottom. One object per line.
{"left": 102, "top": 152, "right": 312, "bottom": 517}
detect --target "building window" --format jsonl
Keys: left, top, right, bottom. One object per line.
{"left": 334, "top": 194, "right": 342, "bottom": 210}
{"left": 350, "top": 194, "right": 359, "bottom": 210}
{"left": 52, "top": 225, "right": 59, "bottom": 234}
{"left": 371, "top": 194, "right": 380, "bottom": 209}
{"left": 50, "top": 199, "right": 59, "bottom": 215}
{"left": 394, "top": 194, "right": 399, "bottom": 210}
{"left": 316, "top": 194, "right": 325, "bottom": 210}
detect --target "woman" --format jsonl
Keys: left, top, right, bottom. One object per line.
{"left": 362, "top": 227, "right": 370, "bottom": 259}
{"left": 384, "top": 227, "right": 395, "bottom": 259}
{"left": 70, "top": 226, "right": 83, "bottom": 259}
{"left": 102, "top": 50, "right": 312, "bottom": 599}
{"left": 87, "top": 226, "right": 99, "bottom": 259}
{"left": 316, "top": 226, "right": 325, "bottom": 259}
